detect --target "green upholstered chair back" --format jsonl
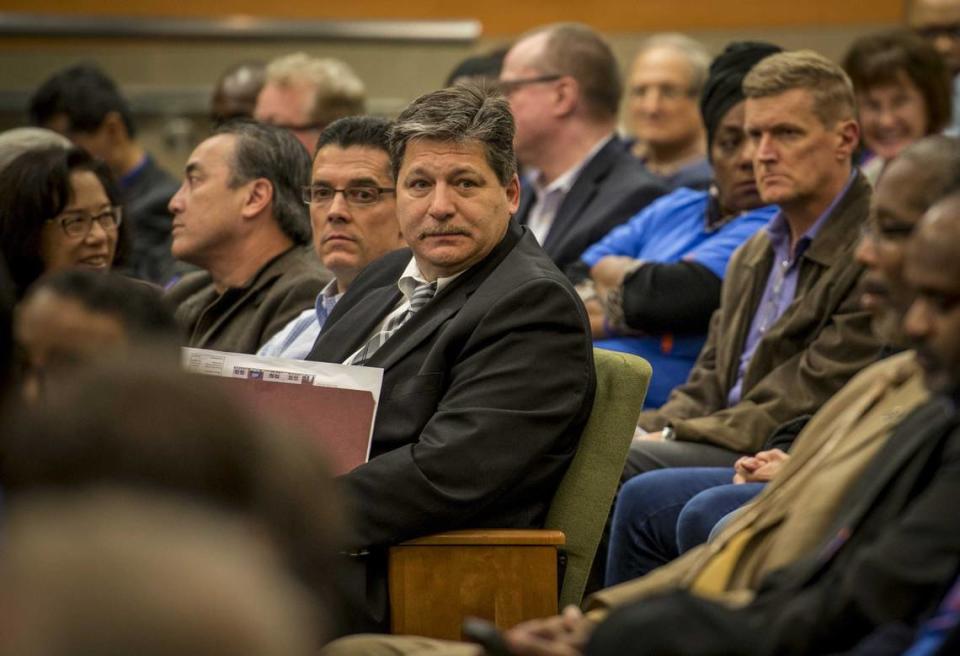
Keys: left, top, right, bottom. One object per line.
{"left": 545, "top": 349, "right": 651, "bottom": 609}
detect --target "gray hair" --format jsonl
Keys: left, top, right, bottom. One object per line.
{"left": 265, "top": 53, "right": 366, "bottom": 126}
{"left": 633, "top": 33, "right": 712, "bottom": 96}
{"left": 388, "top": 83, "right": 517, "bottom": 185}
{"left": 0, "top": 128, "right": 71, "bottom": 174}
{"left": 213, "top": 120, "right": 312, "bottom": 244}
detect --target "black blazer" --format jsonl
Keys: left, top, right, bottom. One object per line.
{"left": 749, "top": 395, "right": 960, "bottom": 655}
{"left": 123, "top": 155, "right": 180, "bottom": 284}
{"left": 310, "top": 222, "right": 596, "bottom": 633}
{"left": 308, "top": 221, "right": 596, "bottom": 549}
{"left": 515, "top": 136, "right": 667, "bottom": 274}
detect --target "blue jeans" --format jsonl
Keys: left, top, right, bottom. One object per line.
{"left": 605, "top": 467, "right": 764, "bottom": 586}
{"left": 677, "top": 482, "right": 764, "bottom": 552}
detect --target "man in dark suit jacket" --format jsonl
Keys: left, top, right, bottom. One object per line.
{"left": 582, "top": 190, "right": 960, "bottom": 656}
{"left": 123, "top": 155, "right": 182, "bottom": 283}
{"left": 309, "top": 83, "right": 596, "bottom": 634}
{"left": 500, "top": 23, "right": 667, "bottom": 274}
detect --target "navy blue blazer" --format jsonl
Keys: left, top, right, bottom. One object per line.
{"left": 515, "top": 136, "right": 667, "bottom": 275}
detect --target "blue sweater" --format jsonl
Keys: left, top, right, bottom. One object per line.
{"left": 581, "top": 188, "right": 777, "bottom": 407}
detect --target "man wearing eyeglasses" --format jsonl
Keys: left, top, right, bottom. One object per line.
{"left": 625, "top": 34, "right": 712, "bottom": 191}
{"left": 258, "top": 117, "right": 405, "bottom": 360}
{"left": 165, "top": 120, "right": 330, "bottom": 354}
{"left": 254, "top": 53, "right": 366, "bottom": 154}
{"left": 499, "top": 23, "right": 667, "bottom": 275}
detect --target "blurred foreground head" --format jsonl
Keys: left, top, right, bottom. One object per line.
{"left": 0, "top": 359, "right": 343, "bottom": 639}
{"left": 14, "top": 269, "right": 179, "bottom": 403}
{"left": 0, "top": 489, "right": 318, "bottom": 656}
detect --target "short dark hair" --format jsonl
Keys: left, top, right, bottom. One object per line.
{"left": 213, "top": 120, "right": 312, "bottom": 244}
{"left": 315, "top": 116, "right": 392, "bottom": 156}
{"left": 24, "top": 269, "right": 181, "bottom": 346}
{"left": 444, "top": 47, "right": 509, "bottom": 87}
{"left": 895, "top": 135, "right": 960, "bottom": 209}
{"left": 389, "top": 83, "right": 517, "bottom": 185}
{"left": 843, "top": 29, "right": 952, "bottom": 137}
{"left": 29, "top": 64, "right": 136, "bottom": 138}
{"left": 532, "top": 23, "right": 622, "bottom": 120}
{"left": 0, "top": 147, "right": 127, "bottom": 298}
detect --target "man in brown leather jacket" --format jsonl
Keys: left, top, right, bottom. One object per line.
{"left": 628, "top": 50, "right": 884, "bottom": 476}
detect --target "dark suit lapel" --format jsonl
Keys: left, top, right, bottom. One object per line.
{"left": 514, "top": 176, "right": 535, "bottom": 225}
{"left": 308, "top": 285, "right": 401, "bottom": 362}
{"left": 759, "top": 398, "right": 957, "bottom": 597}
{"left": 365, "top": 285, "right": 467, "bottom": 370}
{"left": 368, "top": 221, "right": 524, "bottom": 370}
{"left": 541, "top": 139, "right": 617, "bottom": 252}
{"left": 789, "top": 397, "right": 958, "bottom": 584}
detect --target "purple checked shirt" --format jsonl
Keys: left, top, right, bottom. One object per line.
{"left": 726, "top": 173, "right": 855, "bottom": 407}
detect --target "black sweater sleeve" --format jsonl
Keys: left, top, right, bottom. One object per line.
{"left": 621, "top": 261, "right": 722, "bottom": 335}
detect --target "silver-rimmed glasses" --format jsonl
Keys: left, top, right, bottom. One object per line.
{"left": 302, "top": 185, "right": 396, "bottom": 208}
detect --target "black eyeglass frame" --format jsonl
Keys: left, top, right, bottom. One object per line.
{"left": 496, "top": 74, "right": 564, "bottom": 95}
{"left": 301, "top": 185, "right": 397, "bottom": 207}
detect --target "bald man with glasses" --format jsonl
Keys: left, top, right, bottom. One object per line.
{"left": 499, "top": 22, "right": 667, "bottom": 274}
{"left": 258, "top": 117, "right": 404, "bottom": 360}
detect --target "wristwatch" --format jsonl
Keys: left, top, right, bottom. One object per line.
{"left": 662, "top": 426, "right": 676, "bottom": 441}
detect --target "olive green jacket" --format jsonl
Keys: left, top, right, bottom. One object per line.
{"left": 167, "top": 245, "right": 330, "bottom": 355}
{"left": 638, "top": 172, "right": 884, "bottom": 453}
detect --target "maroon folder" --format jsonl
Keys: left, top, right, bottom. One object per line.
{"left": 213, "top": 376, "right": 375, "bottom": 475}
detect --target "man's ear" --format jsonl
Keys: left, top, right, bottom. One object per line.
{"left": 552, "top": 75, "right": 579, "bottom": 119}
{"left": 240, "top": 178, "right": 274, "bottom": 219}
{"left": 836, "top": 119, "right": 860, "bottom": 162}
{"left": 505, "top": 173, "right": 521, "bottom": 214}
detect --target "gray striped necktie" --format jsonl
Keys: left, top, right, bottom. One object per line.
{"left": 350, "top": 280, "right": 437, "bottom": 365}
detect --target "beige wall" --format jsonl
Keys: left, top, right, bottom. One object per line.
{"left": 0, "top": 8, "right": 901, "bottom": 176}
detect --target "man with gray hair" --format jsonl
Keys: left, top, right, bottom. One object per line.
{"left": 500, "top": 22, "right": 667, "bottom": 273}
{"left": 627, "top": 50, "right": 883, "bottom": 475}
{"left": 165, "top": 120, "right": 330, "bottom": 354}
{"left": 625, "top": 33, "right": 712, "bottom": 190}
{"left": 254, "top": 52, "right": 366, "bottom": 153}
{"left": 307, "top": 83, "right": 595, "bottom": 632}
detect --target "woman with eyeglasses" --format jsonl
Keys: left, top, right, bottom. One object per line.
{"left": 0, "top": 147, "right": 127, "bottom": 298}
{"left": 843, "top": 29, "right": 952, "bottom": 184}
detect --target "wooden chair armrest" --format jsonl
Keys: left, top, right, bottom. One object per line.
{"left": 397, "top": 529, "right": 566, "bottom": 547}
